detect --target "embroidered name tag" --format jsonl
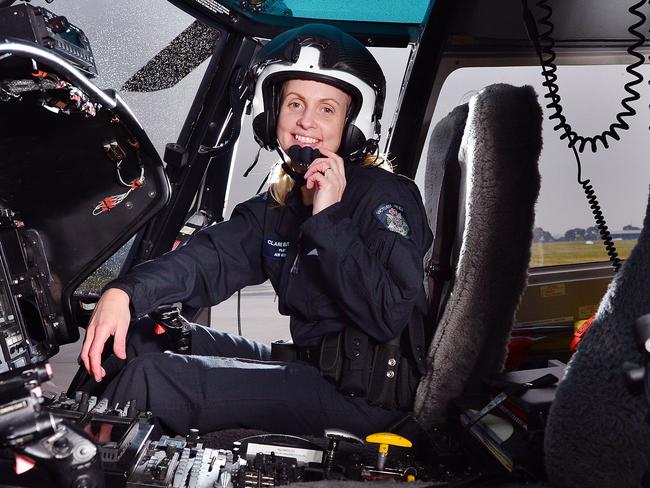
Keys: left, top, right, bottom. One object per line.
{"left": 264, "top": 238, "right": 290, "bottom": 259}
{"left": 374, "top": 203, "right": 411, "bottom": 238}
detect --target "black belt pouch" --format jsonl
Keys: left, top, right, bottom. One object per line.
{"left": 394, "top": 359, "right": 421, "bottom": 411}
{"left": 367, "top": 340, "right": 401, "bottom": 409}
{"left": 338, "top": 327, "right": 372, "bottom": 397}
{"left": 319, "top": 333, "right": 343, "bottom": 382}
{"left": 271, "top": 339, "right": 298, "bottom": 362}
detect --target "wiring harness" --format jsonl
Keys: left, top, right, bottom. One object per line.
{"left": 93, "top": 116, "right": 146, "bottom": 215}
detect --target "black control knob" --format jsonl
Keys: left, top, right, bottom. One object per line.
{"left": 72, "top": 476, "right": 93, "bottom": 488}
{"left": 254, "top": 452, "right": 264, "bottom": 469}
{"left": 188, "top": 428, "right": 199, "bottom": 444}
{"left": 47, "top": 15, "right": 69, "bottom": 34}
{"left": 53, "top": 436, "right": 71, "bottom": 454}
{"left": 165, "top": 445, "right": 176, "bottom": 458}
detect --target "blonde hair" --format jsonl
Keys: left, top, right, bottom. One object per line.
{"left": 268, "top": 153, "right": 393, "bottom": 206}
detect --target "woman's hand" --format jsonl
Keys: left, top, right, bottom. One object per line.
{"left": 80, "top": 288, "right": 131, "bottom": 382}
{"left": 303, "top": 148, "right": 346, "bottom": 214}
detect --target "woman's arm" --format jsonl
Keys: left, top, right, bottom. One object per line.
{"left": 81, "top": 195, "right": 268, "bottom": 381}
{"left": 109, "top": 196, "right": 268, "bottom": 316}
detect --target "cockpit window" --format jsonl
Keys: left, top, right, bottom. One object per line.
{"left": 416, "top": 64, "right": 650, "bottom": 269}
{"left": 25, "top": 0, "right": 211, "bottom": 296}
{"left": 223, "top": 0, "right": 431, "bottom": 24}
{"left": 30, "top": 0, "right": 208, "bottom": 161}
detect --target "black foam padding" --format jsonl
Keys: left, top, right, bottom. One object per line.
{"left": 287, "top": 145, "right": 322, "bottom": 168}
{"left": 545, "top": 190, "right": 650, "bottom": 487}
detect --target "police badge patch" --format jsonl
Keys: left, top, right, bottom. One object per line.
{"left": 374, "top": 203, "right": 411, "bottom": 238}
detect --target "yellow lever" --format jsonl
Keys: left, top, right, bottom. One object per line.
{"left": 365, "top": 432, "right": 412, "bottom": 470}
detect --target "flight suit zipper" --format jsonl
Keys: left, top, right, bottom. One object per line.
{"left": 290, "top": 231, "right": 303, "bottom": 275}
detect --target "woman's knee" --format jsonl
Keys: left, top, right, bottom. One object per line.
{"left": 190, "top": 325, "right": 271, "bottom": 360}
{"left": 105, "top": 352, "right": 172, "bottom": 404}
{"left": 117, "top": 352, "right": 172, "bottom": 388}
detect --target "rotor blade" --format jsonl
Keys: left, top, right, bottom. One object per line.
{"left": 122, "top": 20, "right": 220, "bottom": 92}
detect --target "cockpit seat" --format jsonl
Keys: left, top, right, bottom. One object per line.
{"left": 544, "top": 192, "right": 650, "bottom": 487}
{"left": 414, "top": 83, "right": 543, "bottom": 428}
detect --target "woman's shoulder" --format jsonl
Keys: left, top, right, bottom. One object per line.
{"left": 346, "top": 164, "right": 431, "bottom": 243}
{"left": 346, "top": 163, "right": 423, "bottom": 201}
{"left": 230, "top": 192, "right": 273, "bottom": 218}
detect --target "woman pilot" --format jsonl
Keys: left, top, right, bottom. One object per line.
{"left": 80, "top": 23, "right": 433, "bottom": 437}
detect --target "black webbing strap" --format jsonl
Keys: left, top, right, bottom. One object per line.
{"left": 425, "top": 160, "right": 461, "bottom": 331}
{"left": 422, "top": 103, "right": 469, "bottom": 346}
{"left": 406, "top": 111, "right": 467, "bottom": 374}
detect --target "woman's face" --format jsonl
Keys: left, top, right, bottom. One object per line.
{"left": 276, "top": 79, "right": 351, "bottom": 155}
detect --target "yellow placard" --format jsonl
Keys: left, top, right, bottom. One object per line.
{"left": 578, "top": 304, "right": 599, "bottom": 320}
{"left": 540, "top": 284, "right": 566, "bottom": 298}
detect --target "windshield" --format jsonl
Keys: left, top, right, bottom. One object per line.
{"left": 28, "top": 0, "right": 206, "bottom": 159}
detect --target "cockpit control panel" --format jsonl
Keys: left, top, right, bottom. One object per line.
{"left": 0, "top": 209, "right": 61, "bottom": 373}
{"left": 0, "top": 3, "right": 97, "bottom": 76}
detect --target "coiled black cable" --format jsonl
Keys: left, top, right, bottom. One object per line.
{"left": 522, "top": 0, "right": 647, "bottom": 272}
{"left": 530, "top": 0, "right": 646, "bottom": 153}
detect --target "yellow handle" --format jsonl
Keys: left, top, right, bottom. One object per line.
{"left": 365, "top": 432, "right": 413, "bottom": 453}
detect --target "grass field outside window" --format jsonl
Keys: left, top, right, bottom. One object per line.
{"left": 531, "top": 240, "right": 637, "bottom": 267}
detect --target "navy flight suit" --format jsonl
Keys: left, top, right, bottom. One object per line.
{"left": 102, "top": 163, "right": 433, "bottom": 437}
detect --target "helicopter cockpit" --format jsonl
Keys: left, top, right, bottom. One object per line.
{"left": 1, "top": 0, "right": 650, "bottom": 486}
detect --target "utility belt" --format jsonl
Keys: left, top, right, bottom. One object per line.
{"left": 271, "top": 327, "right": 421, "bottom": 411}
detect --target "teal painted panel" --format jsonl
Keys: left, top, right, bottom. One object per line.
{"left": 233, "top": 0, "right": 432, "bottom": 24}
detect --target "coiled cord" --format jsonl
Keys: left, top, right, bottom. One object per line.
{"left": 529, "top": 0, "right": 646, "bottom": 153}
{"left": 582, "top": 181, "right": 622, "bottom": 269}
{"left": 522, "top": 0, "right": 647, "bottom": 272}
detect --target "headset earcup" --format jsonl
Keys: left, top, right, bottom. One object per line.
{"left": 253, "top": 112, "right": 273, "bottom": 149}
{"left": 252, "top": 112, "right": 269, "bottom": 148}
{"left": 252, "top": 109, "right": 279, "bottom": 150}
{"left": 339, "top": 123, "right": 366, "bottom": 159}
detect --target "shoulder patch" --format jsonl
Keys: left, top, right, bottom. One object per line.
{"left": 374, "top": 203, "right": 411, "bottom": 238}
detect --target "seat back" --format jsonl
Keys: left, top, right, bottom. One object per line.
{"left": 414, "top": 83, "right": 543, "bottom": 428}
{"left": 544, "top": 193, "right": 650, "bottom": 487}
